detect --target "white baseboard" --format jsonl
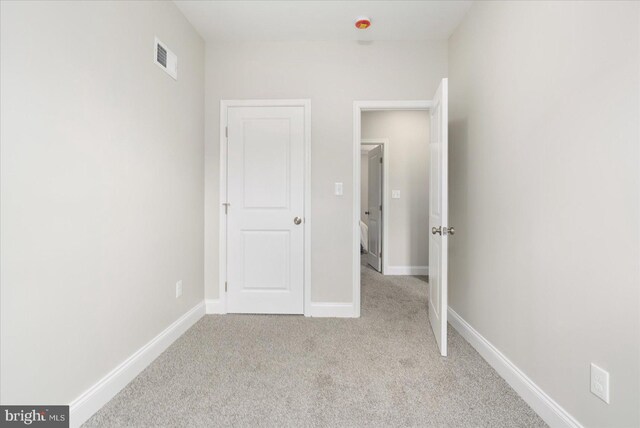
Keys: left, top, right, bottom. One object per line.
{"left": 206, "top": 299, "right": 353, "bottom": 317}
{"left": 69, "top": 302, "right": 205, "bottom": 428}
{"left": 448, "top": 307, "right": 583, "bottom": 428}
{"left": 306, "top": 302, "right": 356, "bottom": 318}
{"left": 385, "top": 265, "right": 429, "bottom": 276}
{"left": 205, "top": 298, "right": 225, "bottom": 314}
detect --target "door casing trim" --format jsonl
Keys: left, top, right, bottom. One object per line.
{"left": 219, "top": 99, "right": 312, "bottom": 315}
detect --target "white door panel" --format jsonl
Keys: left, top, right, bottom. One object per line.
{"left": 429, "top": 78, "right": 448, "bottom": 356}
{"left": 241, "top": 119, "right": 290, "bottom": 208}
{"left": 227, "top": 106, "right": 305, "bottom": 314}
{"left": 241, "top": 231, "right": 290, "bottom": 290}
{"left": 367, "top": 145, "right": 383, "bottom": 272}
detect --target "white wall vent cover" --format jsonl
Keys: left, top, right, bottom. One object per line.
{"left": 154, "top": 37, "right": 177, "bottom": 80}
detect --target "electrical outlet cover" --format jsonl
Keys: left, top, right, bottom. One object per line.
{"left": 590, "top": 363, "right": 610, "bottom": 404}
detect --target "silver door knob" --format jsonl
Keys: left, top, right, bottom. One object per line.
{"left": 445, "top": 226, "right": 455, "bottom": 236}
{"left": 294, "top": 217, "right": 302, "bottom": 225}
{"left": 431, "top": 226, "right": 442, "bottom": 235}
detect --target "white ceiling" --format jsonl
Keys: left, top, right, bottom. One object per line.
{"left": 174, "top": 1, "right": 473, "bottom": 42}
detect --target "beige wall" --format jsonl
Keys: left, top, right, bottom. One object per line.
{"left": 205, "top": 41, "right": 447, "bottom": 302}
{"left": 448, "top": 1, "right": 640, "bottom": 427}
{"left": 362, "top": 111, "right": 430, "bottom": 268}
{"left": 0, "top": 1, "right": 205, "bottom": 404}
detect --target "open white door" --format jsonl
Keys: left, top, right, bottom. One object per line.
{"left": 428, "top": 78, "right": 449, "bottom": 356}
{"left": 367, "top": 145, "right": 383, "bottom": 272}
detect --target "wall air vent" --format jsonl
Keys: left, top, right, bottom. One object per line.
{"left": 154, "top": 37, "right": 177, "bottom": 80}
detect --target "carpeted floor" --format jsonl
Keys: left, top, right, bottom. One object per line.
{"left": 83, "top": 258, "right": 546, "bottom": 427}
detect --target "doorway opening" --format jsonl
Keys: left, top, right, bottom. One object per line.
{"left": 353, "top": 82, "right": 449, "bottom": 356}
{"left": 354, "top": 101, "right": 432, "bottom": 315}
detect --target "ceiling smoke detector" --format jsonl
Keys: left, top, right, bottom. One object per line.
{"left": 355, "top": 17, "right": 371, "bottom": 30}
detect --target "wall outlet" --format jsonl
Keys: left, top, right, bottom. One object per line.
{"left": 590, "top": 363, "right": 610, "bottom": 404}
{"left": 334, "top": 182, "right": 343, "bottom": 196}
{"left": 392, "top": 190, "right": 401, "bottom": 199}
{"left": 176, "top": 280, "right": 183, "bottom": 298}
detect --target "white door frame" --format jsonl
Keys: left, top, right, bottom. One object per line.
{"left": 361, "top": 139, "right": 389, "bottom": 274}
{"left": 219, "top": 99, "right": 312, "bottom": 315}
{"left": 353, "top": 100, "right": 432, "bottom": 317}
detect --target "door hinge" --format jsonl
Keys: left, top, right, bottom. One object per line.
{"left": 225, "top": 281, "right": 228, "bottom": 292}
{"left": 380, "top": 157, "right": 383, "bottom": 164}
{"left": 379, "top": 204, "right": 382, "bottom": 211}
{"left": 222, "top": 202, "right": 230, "bottom": 214}
{"left": 225, "top": 126, "right": 228, "bottom": 138}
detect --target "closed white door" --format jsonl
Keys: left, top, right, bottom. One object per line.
{"left": 428, "top": 78, "right": 449, "bottom": 356}
{"left": 367, "top": 145, "right": 383, "bottom": 272}
{"left": 226, "top": 106, "right": 305, "bottom": 314}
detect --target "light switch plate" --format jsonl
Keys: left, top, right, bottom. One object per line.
{"left": 590, "top": 363, "right": 610, "bottom": 404}
{"left": 176, "top": 280, "right": 183, "bottom": 298}
{"left": 392, "top": 190, "right": 401, "bottom": 199}
{"left": 335, "top": 182, "right": 343, "bottom": 196}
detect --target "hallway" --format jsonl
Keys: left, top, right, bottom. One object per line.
{"left": 84, "top": 262, "right": 544, "bottom": 427}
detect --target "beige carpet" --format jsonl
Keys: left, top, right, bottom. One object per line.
{"left": 83, "top": 259, "right": 546, "bottom": 427}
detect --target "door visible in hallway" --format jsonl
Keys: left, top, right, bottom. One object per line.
{"left": 429, "top": 78, "right": 449, "bottom": 356}
{"left": 367, "top": 145, "right": 383, "bottom": 272}
{"left": 226, "top": 106, "right": 305, "bottom": 314}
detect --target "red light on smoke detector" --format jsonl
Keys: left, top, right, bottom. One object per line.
{"left": 355, "top": 18, "right": 371, "bottom": 30}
